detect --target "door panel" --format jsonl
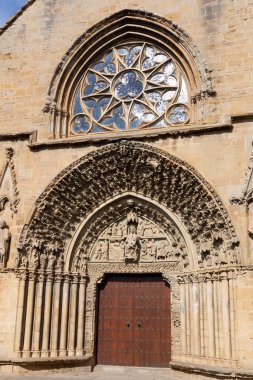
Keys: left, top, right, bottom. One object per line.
{"left": 97, "top": 275, "right": 171, "bottom": 367}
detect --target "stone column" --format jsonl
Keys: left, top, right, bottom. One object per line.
{"left": 41, "top": 273, "right": 53, "bottom": 357}
{"left": 50, "top": 273, "right": 62, "bottom": 357}
{"left": 59, "top": 274, "right": 70, "bottom": 357}
{"left": 22, "top": 272, "right": 36, "bottom": 358}
{"left": 192, "top": 280, "right": 201, "bottom": 356}
{"left": 206, "top": 275, "right": 215, "bottom": 357}
{"left": 76, "top": 275, "right": 87, "bottom": 356}
{"left": 180, "top": 281, "right": 187, "bottom": 355}
{"left": 228, "top": 272, "right": 236, "bottom": 359}
{"left": 218, "top": 278, "right": 224, "bottom": 358}
{"left": 213, "top": 276, "right": 220, "bottom": 358}
{"left": 185, "top": 281, "right": 191, "bottom": 355}
{"left": 68, "top": 275, "right": 79, "bottom": 356}
{"left": 14, "top": 271, "right": 27, "bottom": 355}
{"left": 33, "top": 273, "right": 45, "bottom": 356}
{"left": 221, "top": 273, "right": 231, "bottom": 359}
{"left": 199, "top": 280, "right": 205, "bottom": 357}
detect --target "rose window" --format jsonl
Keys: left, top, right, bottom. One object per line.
{"left": 71, "top": 43, "right": 190, "bottom": 135}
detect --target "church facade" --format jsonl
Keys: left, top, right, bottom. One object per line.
{"left": 0, "top": 0, "right": 253, "bottom": 378}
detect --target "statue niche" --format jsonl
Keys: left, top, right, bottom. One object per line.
{"left": 90, "top": 203, "right": 177, "bottom": 264}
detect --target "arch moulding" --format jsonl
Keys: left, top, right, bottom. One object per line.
{"left": 43, "top": 9, "right": 216, "bottom": 139}
{"left": 14, "top": 141, "right": 241, "bottom": 368}
{"left": 17, "top": 140, "right": 240, "bottom": 272}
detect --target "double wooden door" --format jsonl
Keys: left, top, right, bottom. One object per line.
{"left": 96, "top": 274, "right": 171, "bottom": 367}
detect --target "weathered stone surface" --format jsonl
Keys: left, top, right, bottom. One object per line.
{"left": 0, "top": 0, "right": 253, "bottom": 377}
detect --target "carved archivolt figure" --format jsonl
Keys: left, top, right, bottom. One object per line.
{"left": 0, "top": 220, "right": 11, "bottom": 268}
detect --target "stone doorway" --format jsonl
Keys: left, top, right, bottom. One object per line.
{"left": 96, "top": 274, "right": 171, "bottom": 367}
{"left": 14, "top": 142, "right": 240, "bottom": 373}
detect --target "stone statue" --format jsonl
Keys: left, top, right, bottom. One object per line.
{"left": 0, "top": 220, "right": 11, "bottom": 268}
{"left": 40, "top": 252, "right": 48, "bottom": 270}
{"left": 73, "top": 253, "right": 81, "bottom": 272}
{"left": 57, "top": 253, "right": 65, "bottom": 271}
{"left": 125, "top": 225, "right": 140, "bottom": 262}
{"left": 48, "top": 253, "right": 57, "bottom": 270}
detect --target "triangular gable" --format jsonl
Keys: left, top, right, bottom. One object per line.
{"left": 0, "top": 0, "right": 37, "bottom": 37}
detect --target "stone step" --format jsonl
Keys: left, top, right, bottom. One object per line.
{"left": 93, "top": 365, "right": 176, "bottom": 376}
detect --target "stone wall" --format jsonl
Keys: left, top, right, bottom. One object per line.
{"left": 0, "top": 0, "right": 253, "bottom": 377}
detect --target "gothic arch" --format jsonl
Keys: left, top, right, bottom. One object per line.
{"left": 44, "top": 9, "right": 216, "bottom": 138}
{"left": 65, "top": 193, "right": 197, "bottom": 272}
{"left": 14, "top": 141, "right": 241, "bottom": 365}
{"left": 17, "top": 141, "right": 240, "bottom": 271}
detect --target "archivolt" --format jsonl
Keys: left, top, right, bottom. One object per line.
{"left": 65, "top": 194, "right": 196, "bottom": 271}
{"left": 17, "top": 141, "right": 240, "bottom": 271}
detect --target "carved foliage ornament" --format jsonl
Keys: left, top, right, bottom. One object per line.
{"left": 71, "top": 42, "right": 189, "bottom": 136}
{"left": 18, "top": 142, "right": 240, "bottom": 270}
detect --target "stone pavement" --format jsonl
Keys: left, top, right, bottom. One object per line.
{"left": 0, "top": 366, "right": 186, "bottom": 380}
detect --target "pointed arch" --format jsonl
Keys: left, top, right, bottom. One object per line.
{"left": 44, "top": 10, "right": 216, "bottom": 138}
{"left": 64, "top": 193, "right": 197, "bottom": 272}
{"left": 17, "top": 141, "right": 240, "bottom": 271}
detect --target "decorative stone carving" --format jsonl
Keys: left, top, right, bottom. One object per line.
{"left": 46, "top": 9, "right": 216, "bottom": 141}
{"left": 89, "top": 202, "right": 177, "bottom": 266}
{"left": 17, "top": 142, "right": 240, "bottom": 271}
{"left": 85, "top": 261, "right": 181, "bottom": 357}
{"left": 230, "top": 150, "right": 253, "bottom": 206}
{"left": 0, "top": 219, "right": 11, "bottom": 268}
{"left": 0, "top": 147, "right": 19, "bottom": 215}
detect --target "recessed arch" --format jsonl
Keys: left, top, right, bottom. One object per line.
{"left": 14, "top": 141, "right": 241, "bottom": 364}
{"left": 44, "top": 9, "right": 216, "bottom": 139}
{"left": 17, "top": 141, "right": 240, "bottom": 271}
{"left": 64, "top": 193, "right": 197, "bottom": 272}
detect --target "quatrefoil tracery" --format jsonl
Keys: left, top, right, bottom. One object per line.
{"left": 71, "top": 43, "right": 190, "bottom": 135}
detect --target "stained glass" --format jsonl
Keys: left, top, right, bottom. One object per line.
{"left": 167, "top": 104, "right": 189, "bottom": 126}
{"left": 70, "top": 42, "right": 190, "bottom": 135}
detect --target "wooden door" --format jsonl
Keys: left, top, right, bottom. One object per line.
{"left": 96, "top": 275, "right": 171, "bottom": 367}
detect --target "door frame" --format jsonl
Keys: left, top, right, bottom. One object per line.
{"left": 85, "top": 262, "right": 181, "bottom": 366}
{"left": 95, "top": 273, "right": 172, "bottom": 367}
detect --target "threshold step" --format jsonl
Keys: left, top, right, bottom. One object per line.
{"left": 94, "top": 365, "right": 171, "bottom": 374}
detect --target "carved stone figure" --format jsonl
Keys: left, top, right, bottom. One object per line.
{"left": 124, "top": 225, "right": 140, "bottom": 262}
{"left": 87, "top": 207, "right": 185, "bottom": 266}
{"left": 127, "top": 206, "right": 138, "bottom": 225}
{"left": 48, "top": 253, "right": 57, "bottom": 270}
{"left": 157, "top": 239, "right": 169, "bottom": 260}
{"left": 73, "top": 253, "right": 81, "bottom": 272}
{"left": 0, "top": 220, "right": 11, "bottom": 268}
{"left": 57, "top": 253, "right": 65, "bottom": 271}
{"left": 40, "top": 252, "right": 48, "bottom": 270}
{"left": 0, "top": 147, "right": 19, "bottom": 216}
{"left": 94, "top": 240, "right": 109, "bottom": 261}
{"left": 146, "top": 238, "right": 157, "bottom": 258}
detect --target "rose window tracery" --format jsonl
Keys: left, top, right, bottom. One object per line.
{"left": 70, "top": 43, "right": 190, "bottom": 135}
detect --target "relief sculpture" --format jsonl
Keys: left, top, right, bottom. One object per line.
{"left": 90, "top": 201, "right": 175, "bottom": 263}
